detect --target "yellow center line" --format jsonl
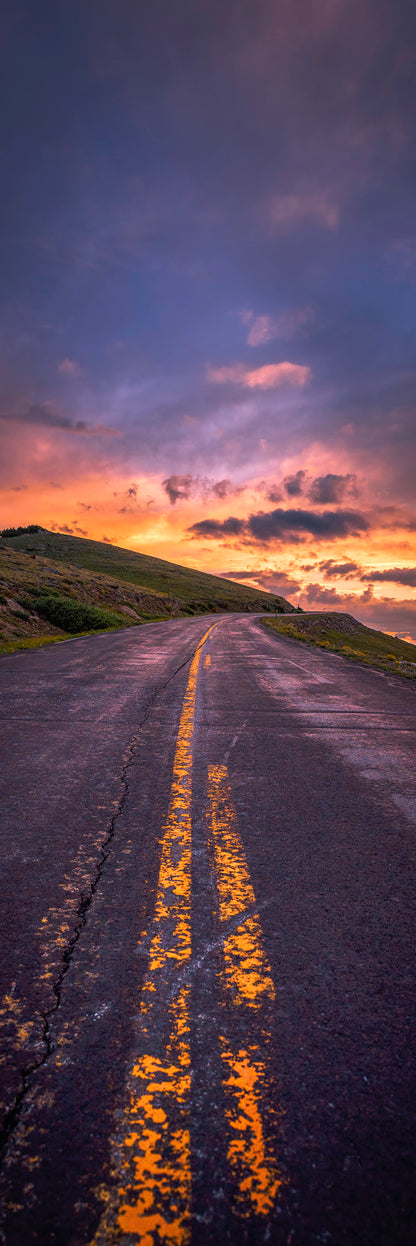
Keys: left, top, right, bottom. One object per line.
{"left": 91, "top": 625, "right": 217, "bottom": 1246}
{"left": 207, "top": 764, "right": 284, "bottom": 1218}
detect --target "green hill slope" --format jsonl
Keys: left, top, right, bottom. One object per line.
{"left": 0, "top": 528, "right": 294, "bottom": 653}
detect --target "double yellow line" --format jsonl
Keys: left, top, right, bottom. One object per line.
{"left": 92, "top": 625, "right": 282, "bottom": 1244}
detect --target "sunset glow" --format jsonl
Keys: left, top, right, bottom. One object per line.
{"left": 1, "top": 1, "right": 416, "bottom": 637}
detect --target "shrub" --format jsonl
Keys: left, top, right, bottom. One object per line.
{"left": 1, "top": 524, "right": 43, "bottom": 538}
{"left": 35, "top": 590, "right": 121, "bottom": 634}
{"left": 15, "top": 594, "right": 35, "bottom": 611}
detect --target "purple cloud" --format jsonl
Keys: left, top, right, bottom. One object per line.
{"left": 360, "top": 566, "right": 416, "bottom": 587}
{"left": 309, "top": 474, "right": 358, "bottom": 504}
{"left": 283, "top": 470, "right": 306, "bottom": 498}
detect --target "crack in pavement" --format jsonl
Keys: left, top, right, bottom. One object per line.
{"left": 0, "top": 641, "right": 201, "bottom": 1161}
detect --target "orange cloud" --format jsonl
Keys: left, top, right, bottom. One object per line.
{"left": 207, "top": 362, "right": 311, "bottom": 388}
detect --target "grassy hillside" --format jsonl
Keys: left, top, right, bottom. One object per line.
{"left": 263, "top": 612, "right": 416, "bottom": 680}
{"left": 1, "top": 528, "right": 294, "bottom": 610}
{"left": 0, "top": 528, "right": 294, "bottom": 654}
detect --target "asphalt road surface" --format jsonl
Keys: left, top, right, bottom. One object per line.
{"left": 1, "top": 614, "right": 416, "bottom": 1246}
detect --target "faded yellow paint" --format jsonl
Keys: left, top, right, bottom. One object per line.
{"left": 116, "top": 987, "right": 191, "bottom": 1246}
{"left": 207, "top": 765, "right": 275, "bottom": 1008}
{"left": 221, "top": 918, "right": 276, "bottom": 1007}
{"left": 207, "top": 763, "right": 283, "bottom": 1218}
{"left": 219, "top": 1041, "right": 281, "bottom": 1216}
{"left": 91, "top": 625, "right": 217, "bottom": 1245}
{"left": 203, "top": 653, "right": 211, "bottom": 668}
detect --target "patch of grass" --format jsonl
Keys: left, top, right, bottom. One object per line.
{"left": 262, "top": 612, "right": 416, "bottom": 680}
{"left": 0, "top": 634, "right": 68, "bottom": 656}
{"left": 35, "top": 590, "right": 125, "bottom": 634}
{"left": 0, "top": 545, "right": 169, "bottom": 653}
{"left": 0, "top": 629, "right": 127, "bottom": 657}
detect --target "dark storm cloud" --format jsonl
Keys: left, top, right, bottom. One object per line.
{"left": 213, "top": 478, "right": 234, "bottom": 498}
{"left": 188, "top": 507, "right": 369, "bottom": 543}
{"left": 163, "top": 473, "right": 237, "bottom": 504}
{"left": 303, "top": 582, "right": 372, "bottom": 607}
{"left": 309, "top": 474, "right": 358, "bottom": 504}
{"left": 50, "top": 523, "right": 74, "bottom": 535}
{"left": 247, "top": 507, "right": 369, "bottom": 543}
{"left": 8, "top": 404, "right": 88, "bottom": 432}
{"left": 114, "top": 482, "right": 143, "bottom": 513}
{"left": 0, "top": 404, "right": 119, "bottom": 437}
{"left": 360, "top": 566, "right": 416, "bottom": 587}
{"left": 283, "top": 470, "right": 306, "bottom": 498}
{"left": 163, "top": 474, "right": 194, "bottom": 504}
{"left": 50, "top": 519, "right": 88, "bottom": 536}
{"left": 219, "top": 568, "right": 302, "bottom": 595}
{"left": 319, "top": 558, "right": 362, "bottom": 578}
{"left": 266, "top": 486, "right": 284, "bottom": 503}
{"left": 188, "top": 516, "right": 245, "bottom": 538}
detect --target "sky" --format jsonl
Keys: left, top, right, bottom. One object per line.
{"left": 1, "top": 0, "right": 416, "bottom": 638}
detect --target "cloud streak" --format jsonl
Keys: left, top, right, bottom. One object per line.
{"left": 219, "top": 568, "right": 302, "bottom": 596}
{"left": 360, "top": 566, "right": 416, "bottom": 587}
{"left": 0, "top": 404, "right": 120, "bottom": 437}
{"left": 245, "top": 308, "right": 314, "bottom": 347}
{"left": 318, "top": 559, "right": 362, "bottom": 579}
{"left": 207, "top": 362, "right": 311, "bottom": 389}
{"left": 268, "top": 192, "right": 339, "bottom": 231}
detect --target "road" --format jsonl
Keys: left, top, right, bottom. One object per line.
{"left": 0, "top": 614, "right": 416, "bottom": 1245}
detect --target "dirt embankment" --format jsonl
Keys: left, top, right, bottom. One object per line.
{"left": 281, "top": 611, "right": 368, "bottom": 637}
{"left": 264, "top": 611, "right": 416, "bottom": 680}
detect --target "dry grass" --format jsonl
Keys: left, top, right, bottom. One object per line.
{"left": 0, "top": 546, "right": 171, "bottom": 654}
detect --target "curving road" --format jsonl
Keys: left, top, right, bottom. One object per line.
{"left": 1, "top": 614, "right": 416, "bottom": 1245}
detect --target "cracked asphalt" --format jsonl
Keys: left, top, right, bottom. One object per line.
{"left": 1, "top": 614, "right": 416, "bottom": 1245}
